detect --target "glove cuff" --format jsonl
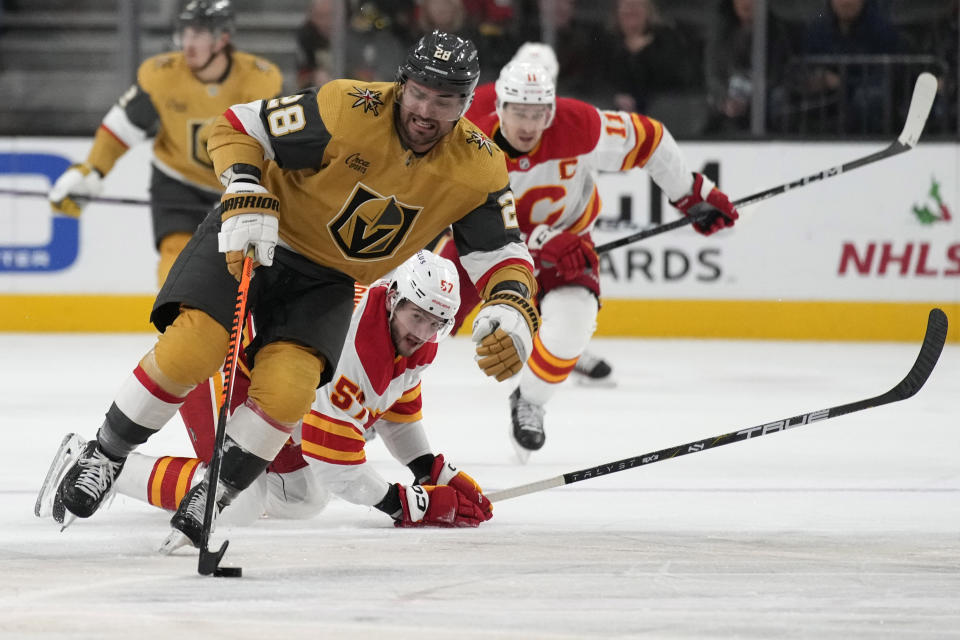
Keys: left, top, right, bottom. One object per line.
{"left": 478, "top": 291, "right": 541, "bottom": 336}
{"left": 671, "top": 172, "right": 716, "bottom": 210}
{"left": 225, "top": 181, "right": 268, "bottom": 195}
{"left": 693, "top": 172, "right": 716, "bottom": 200}
{"left": 219, "top": 190, "right": 280, "bottom": 221}
{"left": 526, "top": 224, "right": 560, "bottom": 251}
{"left": 71, "top": 162, "right": 102, "bottom": 179}
{"left": 400, "top": 484, "right": 430, "bottom": 524}
{"left": 432, "top": 455, "right": 458, "bottom": 486}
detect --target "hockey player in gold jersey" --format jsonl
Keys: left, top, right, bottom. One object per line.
{"left": 47, "top": 0, "right": 283, "bottom": 287}
{"left": 49, "top": 31, "right": 539, "bottom": 549}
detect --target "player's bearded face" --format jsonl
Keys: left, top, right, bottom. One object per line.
{"left": 179, "top": 26, "right": 224, "bottom": 71}
{"left": 500, "top": 103, "right": 552, "bottom": 153}
{"left": 389, "top": 300, "right": 447, "bottom": 357}
{"left": 396, "top": 80, "right": 463, "bottom": 153}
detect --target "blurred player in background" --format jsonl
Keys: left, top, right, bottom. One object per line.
{"left": 443, "top": 59, "right": 739, "bottom": 462}
{"left": 36, "top": 252, "right": 493, "bottom": 547}
{"left": 467, "top": 42, "right": 615, "bottom": 386}
{"left": 47, "top": 0, "right": 283, "bottom": 287}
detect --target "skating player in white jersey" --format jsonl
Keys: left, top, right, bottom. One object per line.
{"left": 36, "top": 251, "right": 492, "bottom": 548}
{"left": 441, "top": 61, "right": 740, "bottom": 461}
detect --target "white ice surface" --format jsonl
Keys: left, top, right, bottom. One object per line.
{"left": 1, "top": 332, "right": 958, "bottom": 639}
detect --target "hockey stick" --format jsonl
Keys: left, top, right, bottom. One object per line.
{"left": 487, "top": 307, "right": 947, "bottom": 503}
{"left": 0, "top": 188, "right": 215, "bottom": 211}
{"left": 197, "top": 247, "right": 254, "bottom": 578}
{"left": 595, "top": 72, "right": 939, "bottom": 255}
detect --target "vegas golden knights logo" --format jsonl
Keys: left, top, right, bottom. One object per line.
{"left": 329, "top": 183, "right": 422, "bottom": 259}
{"left": 189, "top": 118, "right": 215, "bottom": 168}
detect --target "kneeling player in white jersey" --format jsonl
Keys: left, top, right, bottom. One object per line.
{"left": 442, "top": 61, "right": 740, "bottom": 461}
{"left": 37, "top": 252, "right": 492, "bottom": 547}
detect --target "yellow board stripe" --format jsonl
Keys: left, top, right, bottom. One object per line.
{"left": 0, "top": 295, "right": 155, "bottom": 332}
{"left": 3, "top": 295, "right": 958, "bottom": 343}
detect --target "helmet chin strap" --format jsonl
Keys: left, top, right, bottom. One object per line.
{"left": 195, "top": 42, "right": 224, "bottom": 73}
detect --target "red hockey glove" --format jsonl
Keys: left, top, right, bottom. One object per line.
{"left": 670, "top": 173, "right": 739, "bottom": 236}
{"left": 394, "top": 484, "right": 487, "bottom": 528}
{"left": 528, "top": 225, "right": 599, "bottom": 280}
{"left": 427, "top": 454, "right": 492, "bottom": 520}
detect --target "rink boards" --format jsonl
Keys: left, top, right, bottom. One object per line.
{"left": 1, "top": 138, "right": 958, "bottom": 341}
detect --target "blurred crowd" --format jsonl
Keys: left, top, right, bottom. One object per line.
{"left": 294, "top": 0, "right": 958, "bottom": 137}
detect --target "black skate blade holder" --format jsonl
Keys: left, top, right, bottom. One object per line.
{"left": 199, "top": 540, "right": 242, "bottom": 578}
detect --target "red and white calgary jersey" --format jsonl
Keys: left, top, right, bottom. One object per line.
{"left": 299, "top": 284, "right": 436, "bottom": 468}
{"left": 469, "top": 97, "right": 694, "bottom": 237}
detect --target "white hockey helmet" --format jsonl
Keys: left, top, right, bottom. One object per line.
{"left": 387, "top": 250, "right": 461, "bottom": 341}
{"left": 495, "top": 61, "right": 557, "bottom": 127}
{"left": 511, "top": 42, "right": 559, "bottom": 83}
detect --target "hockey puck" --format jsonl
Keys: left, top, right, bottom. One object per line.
{"left": 214, "top": 566, "right": 243, "bottom": 578}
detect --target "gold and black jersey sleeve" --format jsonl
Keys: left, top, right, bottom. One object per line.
{"left": 262, "top": 88, "right": 333, "bottom": 171}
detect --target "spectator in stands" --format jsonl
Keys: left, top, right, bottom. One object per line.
{"left": 411, "top": 0, "right": 471, "bottom": 37}
{"left": 296, "top": 1, "right": 406, "bottom": 87}
{"left": 464, "top": 0, "right": 520, "bottom": 83}
{"left": 907, "top": 0, "right": 957, "bottom": 134}
{"left": 597, "top": 0, "right": 700, "bottom": 114}
{"left": 520, "top": 0, "right": 602, "bottom": 103}
{"left": 409, "top": 0, "right": 517, "bottom": 84}
{"left": 295, "top": 0, "right": 335, "bottom": 88}
{"left": 702, "top": 0, "right": 796, "bottom": 135}
{"left": 343, "top": 2, "right": 406, "bottom": 82}
{"left": 380, "top": 0, "right": 417, "bottom": 41}
{"left": 799, "top": 0, "right": 905, "bottom": 133}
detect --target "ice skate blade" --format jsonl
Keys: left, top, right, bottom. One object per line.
{"left": 509, "top": 427, "right": 533, "bottom": 465}
{"left": 35, "top": 433, "right": 86, "bottom": 518}
{"left": 159, "top": 530, "right": 193, "bottom": 555}
{"left": 58, "top": 512, "right": 77, "bottom": 532}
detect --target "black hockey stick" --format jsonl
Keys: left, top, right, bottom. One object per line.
{"left": 487, "top": 307, "right": 947, "bottom": 503}
{"left": 197, "top": 248, "right": 254, "bottom": 578}
{"left": 595, "top": 72, "right": 938, "bottom": 255}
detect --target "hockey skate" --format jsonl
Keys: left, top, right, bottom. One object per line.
{"left": 52, "top": 439, "right": 125, "bottom": 525}
{"left": 509, "top": 388, "right": 545, "bottom": 464}
{"left": 35, "top": 433, "right": 87, "bottom": 520}
{"left": 160, "top": 479, "right": 227, "bottom": 555}
{"left": 572, "top": 350, "right": 616, "bottom": 388}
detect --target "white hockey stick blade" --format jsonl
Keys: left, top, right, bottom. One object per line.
{"left": 897, "top": 72, "right": 937, "bottom": 148}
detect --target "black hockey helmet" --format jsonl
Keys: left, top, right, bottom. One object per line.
{"left": 397, "top": 30, "right": 480, "bottom": 100}
{"left": 177, "top": 0, "right": 235, "bottom": 36}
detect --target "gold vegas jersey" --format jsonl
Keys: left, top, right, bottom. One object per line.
{"left": 207, "top": 80, "right": 536, "bottom": 295}
{"left": 86, "top": 50, "right": 283, "bottom": 191}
